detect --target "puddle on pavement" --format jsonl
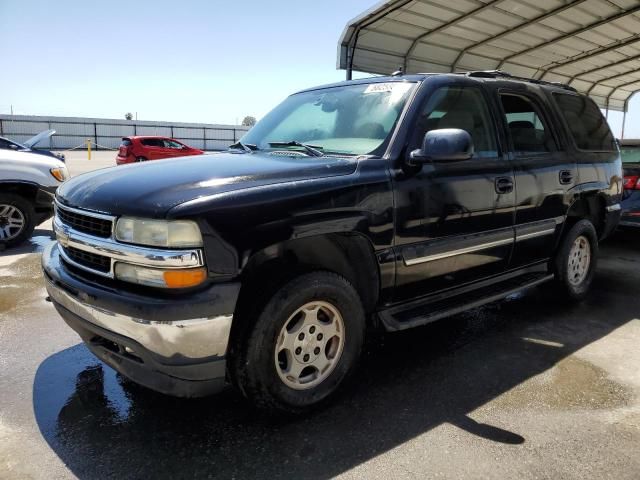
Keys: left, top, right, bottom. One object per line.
{"left": 0, "top": 251, "right": 48, "bottom": 316}
{"left": 488, "top": 355, "right": 632, "bottom": 411}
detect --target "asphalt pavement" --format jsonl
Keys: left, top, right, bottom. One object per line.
{"left": 0, "top": 160, "right": 639, "bottom": 479}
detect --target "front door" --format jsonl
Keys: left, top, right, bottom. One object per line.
{"left": 163, "top": 139, "right": 188, "bottom": 158}
{"left": 392, "top": 81, "right": 515, "bottom": 303}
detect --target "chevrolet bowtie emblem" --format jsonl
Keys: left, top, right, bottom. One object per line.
{"left": 56, "top": 225, "right": 70, "bottom": 248}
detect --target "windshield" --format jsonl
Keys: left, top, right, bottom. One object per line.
{"left": 241, "top": 82, "right": 416, "bottom": 156}
{"left": 620, "top": 146, "right": 640, "bottom": 164}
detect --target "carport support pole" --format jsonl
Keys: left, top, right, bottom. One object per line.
{"left": 621, "top": 110, "right": 627, "bottom": 140}
{"left": 346, "top": 30, "right": 359, "bottom": 81}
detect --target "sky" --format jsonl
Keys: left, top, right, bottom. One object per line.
{"left": 0, "top": 0, "right": 374, "bottom": 124}
{"left": 0, "top": 0, "right": 638, "bottom": 137}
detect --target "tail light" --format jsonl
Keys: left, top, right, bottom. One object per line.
{"left": 623, "top": 175, "right": 640, "bottom": 190}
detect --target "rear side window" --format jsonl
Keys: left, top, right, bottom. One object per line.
{"left": 553, "top": 93, "right": 615, "bottom": 151}
{"left": 500, "top": 93, "right": 555, "bottom": 154}
{"left": 141, "top": 138, "right": 164, "bottom": 147}
{"left": 120, "top": 139, "right": 132, "bottom": 147}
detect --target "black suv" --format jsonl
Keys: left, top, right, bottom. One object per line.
{"left": 42, "top": 72, "right": 622, "bottom": 412}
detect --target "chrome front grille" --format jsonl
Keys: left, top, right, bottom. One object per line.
{"left": 65, "top": 246, "right": 111, "bottom": 273}
{"left": 56, "top": 204, "right": 113, "bottom": 238}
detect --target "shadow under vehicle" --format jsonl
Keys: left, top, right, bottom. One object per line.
{"left": 33, "top": 231, "right": 639, "bottom": 478}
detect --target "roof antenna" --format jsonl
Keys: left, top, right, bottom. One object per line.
{"left": 391, "top": 67, "right": 403, "bottom": 76}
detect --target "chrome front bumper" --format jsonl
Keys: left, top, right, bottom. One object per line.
{"left": 46, "top": 270, "right": 233, "bottom": 360}
{"left": 42, "top": 242, "right": 241, "bottom": 396}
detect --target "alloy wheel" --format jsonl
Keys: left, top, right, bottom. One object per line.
{"left": 274, "top": 301, "right": 345, "bottom": 390}
{"left": 567, "top": 235, "right": 591, "bottom": 286}
{"left": 0, "top": 204, "right": 26, "bottom": 241}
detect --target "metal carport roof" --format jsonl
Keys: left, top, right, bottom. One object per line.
{"left": 338, "top": 0, "right": 640, "bottom": 113}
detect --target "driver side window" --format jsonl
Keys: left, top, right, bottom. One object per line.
{"left": 164, "top": 140, "right": 183, "bottom": 149}
{"left": 412, "top": 86, "right": 498, "bottom": 158}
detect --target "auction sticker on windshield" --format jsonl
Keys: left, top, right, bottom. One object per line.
{"left": 364, "top": 83, "right": 405, "bottom": 94}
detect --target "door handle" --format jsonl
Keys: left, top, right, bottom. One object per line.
{"left": 495, "top": 177, "right": 514, "bottom": 194}
{"left": 559, "top": 170, "right": 573, "bottom": 185}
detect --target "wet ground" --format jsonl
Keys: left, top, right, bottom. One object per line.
{"left": 1, "top": 226, "right": 639, "bottom": 479}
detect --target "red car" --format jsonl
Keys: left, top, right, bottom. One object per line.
{"left": 116, "top": 136, "right": 204, "bottom": 165}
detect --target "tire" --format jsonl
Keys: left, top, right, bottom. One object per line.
{"left": 136, "top": 156, "right": 147, "bottom": 162}
{"left": 0, "top": 193, "right": 36, "bottom": 248}
{"left": 232, "top": 271, "right": 365, "bottom": 413}
{"left": 554, "top": 219, "right": 598, "bottom": 301}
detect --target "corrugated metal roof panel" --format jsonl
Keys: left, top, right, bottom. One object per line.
{"left": 338, "top": 0, "right": 640, "bottom": 111}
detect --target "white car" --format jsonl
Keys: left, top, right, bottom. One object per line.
{"left": 0, "top": 129, "right": 66, "bottom": 161}
{"left": 0, "top": 149, "right": 68, "bottom": 247}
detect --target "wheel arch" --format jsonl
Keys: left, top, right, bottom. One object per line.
{"left": 563, "top": 192, "right": 607, "bottom": 240}
{"left": 237, "top": 232, "right": 380, "bottom": 315}
{"left": 227, "top": 232, "right": 380, "bottom": 370}
{"left": 0, "top": 181, "right": 39, "bottom": 202}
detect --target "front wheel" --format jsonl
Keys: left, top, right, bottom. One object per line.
{"left": 554, "top": 219, "right": 598, "bottom": 301}
{"left": 232, "top": 271, "right": 365, "bottom": 413}
{"left": 0, "top": 193, "right": 36, "bottom": 248}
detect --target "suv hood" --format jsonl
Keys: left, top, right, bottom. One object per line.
{"left": 57, "top": 151, "right": 358, "bottom": 217}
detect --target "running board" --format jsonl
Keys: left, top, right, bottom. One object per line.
{"left": 379, "top": 272, "right": 554, "bottom": 332}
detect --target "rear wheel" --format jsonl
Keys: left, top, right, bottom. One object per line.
{"left": 554, "top": 219, "right": 598, "bottom": 301}
{"left": 0, "top": 193, "right": 36, "bottom": 248}
{"left": 232, "top": 271, "right": 365, "bottom": 413}
{"left": 136, "top": 156, "right": 147, "bottom": 162}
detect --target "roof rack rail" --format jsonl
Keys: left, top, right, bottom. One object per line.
{"left": 465, "top": 70, "right": 577, "bottom": 92}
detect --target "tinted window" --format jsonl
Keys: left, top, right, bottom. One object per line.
{"left": 500, "top": 94, "right": 555, "bottom": 154}
{"left": 412, "top": 86, "right": 497, "bottom": 156}
{"left": 120, "top": 139, "right": 132, "bottom": 147}
{"left": 554, "top": 93, "right": 615, "bottom": 151}
{"left": 0, "top": 138, "right": 12, "bottom": 149}
{"left": 141, "top": 138, "right": 164, "bottom": 147}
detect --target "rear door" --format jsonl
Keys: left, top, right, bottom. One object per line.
{"left": 496, "top": 87, "right": 573, "bottom": 268}
{"left": 140, "top": 138, "right": 165, "bottom": 159}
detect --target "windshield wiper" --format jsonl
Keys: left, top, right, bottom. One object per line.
{"left": 229, "top": 141, "right": 258, "bottom": 153}
{"left": 268, "top": 140, "right": 324, "bottom": 157}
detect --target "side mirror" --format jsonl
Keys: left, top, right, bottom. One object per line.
{"left": 409, "top": 128, "right": 474, "bottom": 164}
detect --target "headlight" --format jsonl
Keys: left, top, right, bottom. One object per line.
{"left": 115, "top": 217, "right": 203, "bottom": 248}
{"left": 114, "top": 263, "right": 207, "bottom": 288}
{"left": 50, "top": 167, "right": 68, "bottom": 182}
